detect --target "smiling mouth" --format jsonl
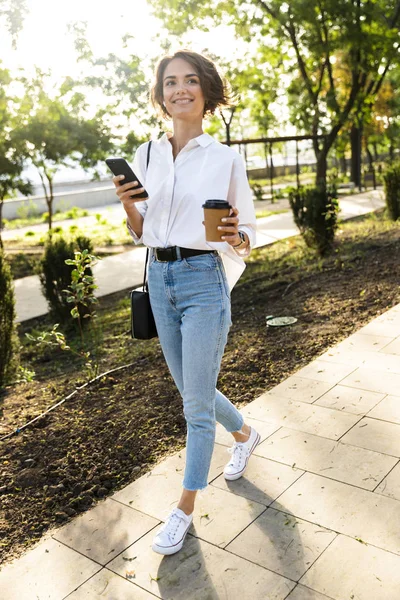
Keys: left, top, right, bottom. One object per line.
{"left": 173, "top": 99, "right": 193, "bottom": 104}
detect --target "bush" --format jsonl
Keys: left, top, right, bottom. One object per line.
{"left": 251, "top": 183, "right": 264, "bottom": 202}
{"left": 383, "top": 162, "right": 400, "bottom": 221}
{"left": 39, "top": 234, "right": 94, "bottom": 325}
{"left": 288, "top": 184, "right": 339, "bottom": 256}
{"left": 0, "top": 249, "right": 19, "bottom": 388}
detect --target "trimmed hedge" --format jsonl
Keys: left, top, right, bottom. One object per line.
{"left": 39, "top": 235, "right": 94, "bottom": 325}
{"left": 383, "top": 162, "right": 400, "bottom": 221}
{"left": 288, "top": 184, "right": 339, "bottom": 256}
{"left": 0, "top": 249, "right": 19, "bottom": 388}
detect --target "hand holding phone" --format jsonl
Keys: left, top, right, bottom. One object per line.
{"left": 106, "top": 157, "right": 148, "bottom": 200}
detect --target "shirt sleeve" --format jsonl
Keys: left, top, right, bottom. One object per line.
{"left": 227, "top": 153, "right": 257, "bottom": 256}
{"left": 126, "top": 143, "right": 149, "bottom": 245}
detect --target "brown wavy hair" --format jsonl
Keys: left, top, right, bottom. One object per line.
{"left": 151, "top": 50, "right": 231, "bottom": 119}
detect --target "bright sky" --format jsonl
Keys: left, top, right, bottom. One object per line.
{"left": 1, "top": 0, "right": 242, "bottom": 81}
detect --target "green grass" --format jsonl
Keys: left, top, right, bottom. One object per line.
{"left": 255, "top": 208, "right": 289, "bottom": 218}
{"left": 3, "top": 206, "right": 90, "bottom": 230}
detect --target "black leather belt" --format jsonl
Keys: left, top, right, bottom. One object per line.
{"left": 153, "top": 246, "right": 215, "bottom": 262}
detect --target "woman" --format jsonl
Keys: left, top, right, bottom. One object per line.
{"left": 113, "top": 50, "right": 259, "bottom": 556}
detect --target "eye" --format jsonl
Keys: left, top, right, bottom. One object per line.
{"left": 187, "top": 78, "right": 198, "bottom": 84}
{"left": 165, "top": 80, "right": 175, "bottom": 86}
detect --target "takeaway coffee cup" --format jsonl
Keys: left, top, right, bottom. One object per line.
{"left": 202, "top": 199, "right": 232, "bottom": 242}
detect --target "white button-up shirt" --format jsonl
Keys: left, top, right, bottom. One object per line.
{"left": 128, "top": 132, "right": 257, "bottom": 289}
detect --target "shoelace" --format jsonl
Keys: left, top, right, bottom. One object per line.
{"left": 159, "top": 510, "right": 184, "bottom": 542}
{"left": 227, "top": 442, "right": 250, "bottom": 468}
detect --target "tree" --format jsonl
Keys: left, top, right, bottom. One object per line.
{"left": 0, "top": 65, "right": 32, "bottom": 247}
{"left": 0, "top": 0, "right": 27, "bottom": 47}
{"left": 14, "top": 70, "right": 115, "bottom": 231}
{"left": 148, "top": 0, "right": 400, "bottom": 186}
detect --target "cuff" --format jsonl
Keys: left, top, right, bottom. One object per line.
{"left": 235, "top": 225, "right": 255, "bottom": 257}
{"left": 127, "top": 219, "right": 143, "bottom": 245}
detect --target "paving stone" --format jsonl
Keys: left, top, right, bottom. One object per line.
{"left": 300, "top": 534, "right": 400, "bottom": 600}
{"left": 66, "top": 568, "right": 156, "bottom": 599}
{"left": 111, "top": 471, "right": 183, "bottom": 522}
{"left": 211, "top": 453, "right": 304, "bottom": 505}
{"left": 286, "top": 585, "right": 333, "bottom": 600}
{"left": 367, "top": 394, "right": 400, "bottom": 424}
{"left": 149, "top": 442, "right": 229, "bottom": 483}
{"left": 52, "top": 498, "right": 159, "bottom": 565}
{"left": 255, "top": 428, "right": 397, "bottom": 490}
{"left": 107, "top": 530, "right": 295, "bottom": 600}
{"left": 241, "top": 394, "right": 360, "bottom": 440}
{"left": 112, "top": 471, "right": 265, "bottom": 548}
{"left": 340, "top": 417, "right": 400, "bottom": 456}
{"left": 226, "top": 508, "right": 336, "bottom": 581}
{"left": 314, "top": 385, "right": 384, "bottom": 415}
{"left": 340, "top": 367, "right": 400, "bottom": 396}
{"left": 292, "top": 360, "right": 356, "bottom": 384}
{"left": 187, "top": 484, "right": 266, "bottom": 548}
{"left": 215, "top": 416, "right": 280, "bottom": 446}
{"left": 0, "top": 538, "right": 100, "bottom": 600}
{"left": 319, "top": 350, "right": 400, "bottom": 374}
{"left": 357, "top": 315, "right": 400, "bottom": 338}
{"left": 375, "top": 462, "right": 400, "bottom": 501}
{"left": 272, "top": 472, "right": 400, "bottom": 555}
{"left": 265, "top": 377, "right": 334, "bottom": 404}
{"left": 380, "top": 336, "right": 400, "bottom": 356}
{"left": 337, "top": 332, "right": 396, "bottom": 353}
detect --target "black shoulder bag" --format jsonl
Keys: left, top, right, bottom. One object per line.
{"left": 130, "top": 142, "right": 157, "bottom": 340}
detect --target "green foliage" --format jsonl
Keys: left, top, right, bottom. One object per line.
{"left": 0, "top": 248, "right": 19, "bottom": 388}
{"left": 12, "top": 69, "right": 115, "bottom": 230}
{"left": 383, "top": 162, "right": 400, "bottom": 221}
{"left": 0, "top": 0, "right": 28, "bottom": 48}
{"left": 39, "top": 235, "right": 94, "bottom": 325}
{"left": 288, "top": 184, "right": 339, "bottom": 256}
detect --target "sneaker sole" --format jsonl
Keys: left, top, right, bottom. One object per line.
{"left": 224, "top": 432, "right": 261, "bottom": 481}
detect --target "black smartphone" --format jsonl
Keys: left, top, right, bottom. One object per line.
{"left": 105, "top": 157, "right": 148, "bottom": 199}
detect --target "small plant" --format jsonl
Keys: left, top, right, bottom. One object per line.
{"left": 64, "top": 249, "right": 99, "bottom": 343}
{"left": 383, "top": 162, "right": 400, "bottom": 221}
{"left": 288, "top": 184, "right": 339, "bottom": 256}
{"left": 16, "top": 200, "right": 39, "bottom": 221}
{"left": 0, "top": 248, "right": 19, "bottom": 388}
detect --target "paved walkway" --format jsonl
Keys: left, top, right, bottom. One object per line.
{"left": 11, "top": 189, "right": 384, "bottom": 322}
{"left": 1, "top": 301, "right": 400, "bottom": 599}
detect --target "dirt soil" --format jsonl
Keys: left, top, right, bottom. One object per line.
{"left": 1, "top": 211, "right": 400, "bottom": 567}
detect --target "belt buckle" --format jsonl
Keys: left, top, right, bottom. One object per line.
{"left": 155, "top": 247, "right": 178, "bottom": 262}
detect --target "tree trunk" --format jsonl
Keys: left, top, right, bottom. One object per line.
{"left": 315, "top": 152, "right": 327, "bottom": 187}
{"left": 350, "top": 124, "right": 362, "bottom": 190}
{"left": 0, "top": 198, "right": 4, "bottom": 250}
{"left": 340, "top": 155, "right": 347, "bottom": 176}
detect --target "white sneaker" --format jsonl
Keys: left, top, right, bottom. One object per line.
{"left": 224, "top": 426, "right": 261, "bottom": 481}
{"left": 152, "top": 508, "right": 193, "bottom": 555}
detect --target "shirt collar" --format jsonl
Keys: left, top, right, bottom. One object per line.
{"left": 158, "top": 132, "right": 214, "bottom": 149}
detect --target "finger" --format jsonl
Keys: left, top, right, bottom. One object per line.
{"left": 221, "top": 217, "right": 239, "bottom": 225}
{"left": 122, "top": 189, "right": 146, "bottom": 201}
{"left": 229, "top": 206, "right": 239, "bottom": 217}
{"left": 118, "top": 180, "right": 140, "bottom": 193}
{"left": 112, "top": 175, "right": 125, "bottom": 186}
{"left": 218, "top": 225, "right": 239, "bottom": 233}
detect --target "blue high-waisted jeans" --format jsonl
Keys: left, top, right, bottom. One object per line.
{"left": 148, "top": 250, "right": 244, "bottom": 491}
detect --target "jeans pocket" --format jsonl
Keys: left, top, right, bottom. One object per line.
{"left": 182, "top": 253, "right": 217, "bottom": 271}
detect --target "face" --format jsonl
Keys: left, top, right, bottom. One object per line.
{"left": 162, "top": 58, "right": 206, "bottom": 120}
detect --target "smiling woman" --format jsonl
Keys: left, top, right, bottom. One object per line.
{"left": 110, "top": 49, "right": 258, "bottom": 557}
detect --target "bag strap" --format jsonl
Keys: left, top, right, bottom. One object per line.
{"left": 143, "top": 140, "right": 152, "bottom": 291}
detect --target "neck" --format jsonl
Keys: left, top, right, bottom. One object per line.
{"left": 170, "top": 118, "right": 204, "bottom": 157}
